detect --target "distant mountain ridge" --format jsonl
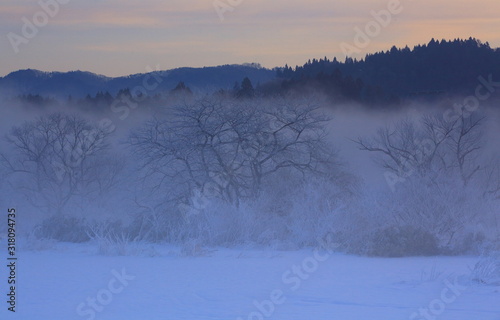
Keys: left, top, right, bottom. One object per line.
{"left": 3, "top": 38, "right": 500, "bottom": 106}
{"left": 0, "top": 64, "right": 276, "bottom": 98}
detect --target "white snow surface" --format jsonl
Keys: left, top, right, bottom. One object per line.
{"left": 1, "top": 242, "right": 499, "bottom": 320}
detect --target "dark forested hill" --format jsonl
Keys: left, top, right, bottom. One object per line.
{"left": 275, "top": 38, "right": 500, "bottom": 103}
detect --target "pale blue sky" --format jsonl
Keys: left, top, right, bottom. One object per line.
{"left": 1, "top": 0, "right": 499, "bottom": 77}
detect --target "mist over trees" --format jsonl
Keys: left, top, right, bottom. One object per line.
{"left": 125, "top": 97, "right": 358, "bottom": 244}
{"left": 1, "top": 92, "right": 497, "bottom": 255}
{"left": 1, "top": 114, "right": 123, "bottom": 215}
{"left": 0, "top": 38, "right": 499, "bottom": 256}
{"left": 130, "top": 98, "right": 337, "bottom": 205}
{"left": 350, "top": 111, "right": 499, "bottom": 255}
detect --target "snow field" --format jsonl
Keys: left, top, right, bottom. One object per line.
{"left": 1, "top": 243, "right": 499, "bottom": 320}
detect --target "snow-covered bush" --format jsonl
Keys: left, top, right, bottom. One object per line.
{"left": 87, "top": 221, "right": 159, "bottom": 256}
{"left": 368, "top": 225, "right": 439, "bottom": 257}
{"left": 35, "top": 215, "right": 90, "bottom": 243}
{"left": 21, "top": 229, "right": 57, "bottom": 251}
{"left": 326, "top": 172, "right": 499, "bottom": 257}
{"left": 470, "top": 253, "right": 500, "bottom": 285}
{"left": 127, "top": 202, "right": 183, "bottom": 243}
{"left": 123, "top": 167, "right": 356, "bottom": 249}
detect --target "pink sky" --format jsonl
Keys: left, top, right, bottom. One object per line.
{"left": 1, "top": 0, "right": 499, "bottom": 77}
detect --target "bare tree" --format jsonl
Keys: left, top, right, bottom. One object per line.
{"left": 0, "top": 113, "right": 123, "bottom": 215}
{"left": 446, "top": 113, "right": 484, "bottom": 186}
{"left": 130, "top": 97, "right": 341, "bottom": 207}
{"left": 354, "top": 111, "right": 498, "bottom": 250}
{"left": 355, "top": 111, "right": 485, "bottom": 187}
{"left": 482, "top": 157, "right": 500, "bottom": 200}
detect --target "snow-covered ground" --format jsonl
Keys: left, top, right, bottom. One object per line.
{"left": 1, "top": 242, "right": 499, "bottom": 320}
